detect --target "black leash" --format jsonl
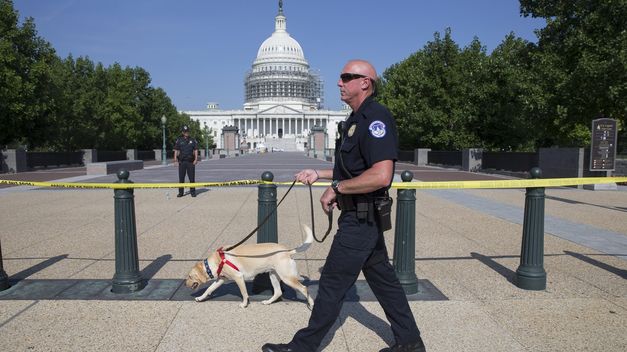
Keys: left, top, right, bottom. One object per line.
{"left": 224, "top": 179, "right": 297, "bottom": 251}
{"left": 224, "top": 179, "right": 334, "bottom": 252}
{"left": 309, "top": 183, "right": 334, "bottom": 243}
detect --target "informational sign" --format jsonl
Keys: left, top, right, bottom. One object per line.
{"left": 589, "top": 118, "right": 617, "bottom": 171}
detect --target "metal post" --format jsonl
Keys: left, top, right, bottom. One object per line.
{"left": 0, "top": 239, "right": 10, "bottom": 291}
{"left": 393, "top": 171, "right": 419, "bottom": 294}
{"left": 515, "top": 167, "right": 547, "bottom": 290}
{"left": 111, "top": 170, "right": 146, "bottom": 293}
{"left": 161, "top": 115, "right": 167, "bottom": 165}
{"left": 257, "top": 171, "right": 278, "bottom": 243}
{"left": 252, "top": 171, "right": 277, "bottom": 293}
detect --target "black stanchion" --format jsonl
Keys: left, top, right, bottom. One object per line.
{"left": 0, "top": 239, "right": 10, "bottom": 291}
{"left": 111, "top": 170, "right": 146, "bottom": 293}
{"left": 515, "top": 167, "right": 547, "bottom": 290}
{"left": 252, "top": 171, "right": 277, "bottom": 294}
{"left": 393, "top": 171, "right": 419, "bottom": 294}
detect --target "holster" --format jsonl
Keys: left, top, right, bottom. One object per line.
{"left": 374, "top": 196, "right": 393, "bottom": 232}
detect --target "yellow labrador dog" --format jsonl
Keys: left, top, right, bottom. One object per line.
{"left": 185, "top": 225, "right": 315, "bottom": 308}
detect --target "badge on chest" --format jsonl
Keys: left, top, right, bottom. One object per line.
{"left": 347, "top": 124, "right": 357, "bottom": 137}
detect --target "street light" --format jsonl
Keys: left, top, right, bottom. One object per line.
{"left": 161, "top": 115, "right": 167, "bottom": 165}
{"left": 204, "top": 121, "right": 209, "bottom": 159}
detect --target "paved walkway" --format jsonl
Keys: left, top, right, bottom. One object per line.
{"left": 0, "top": 152, "right": 626, "bottom": 351}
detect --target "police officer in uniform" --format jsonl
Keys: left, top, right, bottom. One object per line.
{"left": 173, "top": 125, "right": 198, "bottom": 197}
{"left": 262, "top": 60, "right": 426, "bottom": 352}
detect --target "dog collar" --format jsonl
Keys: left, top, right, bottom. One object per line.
{"left": 203, "top": 258, "right": 214, "bottom": 279}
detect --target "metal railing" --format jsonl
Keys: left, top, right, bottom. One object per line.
{"left": 482, "top": 151, "right": 538, "bottom": 172}
{"left": 137, "top": 150, "right": 155, "bottom": 161}
{"left": 428, "top": 151, "right": 462, "bottom": 167}
{"left": 97, "top": 151, "right": 127, "bottom": 162}
{"left": 398, "top": 150, "right": 415, "bottom": 163}
{"left": 26, "top": 151, "right": 83, "bottom": 169}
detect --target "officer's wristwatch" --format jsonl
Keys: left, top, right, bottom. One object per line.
{"left": 331, "top": 180, "right": 341, "bottom": 194}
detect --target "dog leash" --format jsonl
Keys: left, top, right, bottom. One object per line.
{"left": 223, "top": 179, "right": 335, "bottom": 251}
{"left": 308, "top": 183, "right": 334, "bottom": 243}
{"left": 224, "top": 179, "right": 297, "bottom": 252}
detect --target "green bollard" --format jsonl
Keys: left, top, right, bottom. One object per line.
{"left": 515, "top": 167, "right": 547, "bottom": 290}
{"left": 111, "top": 170, "right": 146, "bottom": 293}
{"left": 252, "top": 171, "right": 277, "bottom": 294}
{"left": 393, "top": 171, "right": 419, "bottom": 294}
{"left": 257, "top": 171, "right": 278, "bottom": 244}
{"left": 0, "top": 239, "right": 10, "bottom": 291}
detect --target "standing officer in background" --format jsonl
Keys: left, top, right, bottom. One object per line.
{"left": 262, "top": 60, "right": 426, "bottom": 352}
{"left": 173, "top": 125, "right": 198, "bottom": 197}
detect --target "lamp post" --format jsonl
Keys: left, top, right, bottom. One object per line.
{"left": 161, "top": 115, "right": 167, "bottom": 165}
{"left": 204, "top": 121, "right": 209, "bottom": 158}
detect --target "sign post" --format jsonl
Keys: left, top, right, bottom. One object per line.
{"left": 590, "top": 118, "right": 617, "bottom": 171}
{"left": 586, "top": 118, "right": 618, "bottom": 190}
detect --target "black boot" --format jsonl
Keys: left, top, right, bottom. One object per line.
{"left": 261, "top": 343, "right": 295, "bottom": 352}
{"left": 379, "top": 338, "right": 426, "bottom": 352}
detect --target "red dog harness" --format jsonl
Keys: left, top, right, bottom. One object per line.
{"left": 216, "top": 247, "right": 239, "bottom": 277}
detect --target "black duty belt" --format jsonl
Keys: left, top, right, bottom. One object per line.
{"left": 336, "top": 193, "right": 393, "bottom": 231}
{"left": 336, "top": 193, "right": 388, "bottom": 211}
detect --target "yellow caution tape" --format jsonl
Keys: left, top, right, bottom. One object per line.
{"left": 1, "top": 177, "right": 626, "bottom": 190}
{"left": 287, "top": 177, "right": 627, "bottom": 189}
{"left": 391, "top": 177, "right": 627, "bottom": 189}
{"left": 0, "top": 179, "right": 264, "bottom": 189}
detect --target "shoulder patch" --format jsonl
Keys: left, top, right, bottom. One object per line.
{"left": 369, "top": 120, "right": 386, "bottom": 138}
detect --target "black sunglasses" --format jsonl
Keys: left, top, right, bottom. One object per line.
{"left": 340, "top": 73, "right": 367, "bottom": 83}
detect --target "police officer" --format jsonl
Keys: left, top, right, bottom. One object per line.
{"left": 173, "top": 125, "right": 198, "bottom": 197}
{"left": 262, "top": 60, "right": 426, "bottom": 352}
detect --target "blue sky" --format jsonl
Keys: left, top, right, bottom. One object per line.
{"left": 13, "top": 0, "right": 545, "bottom": 111}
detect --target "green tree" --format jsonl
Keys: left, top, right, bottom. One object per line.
{"left": 48, "top": 55, "right": 106, "bottom": 150}
{"left": 0, "top": 0, "right": 58, "bottom": 148}
{"left": 380, "top": 28, "right": 486, "bottom": 150}
{"left": 478, "top": 33, "right": 544, "bottom": 151}
{"left": 520, "top": 0, "right": 627, "bottom": 147}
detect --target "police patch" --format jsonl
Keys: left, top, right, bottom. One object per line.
{"left": 369, "top": 121, "right": 386, "bottom": 138}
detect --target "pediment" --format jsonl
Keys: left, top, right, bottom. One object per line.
{"left": 258, "top": 105, "right": 303, "bottom": 114}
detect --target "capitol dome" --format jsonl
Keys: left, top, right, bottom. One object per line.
{"left": 254, "top": 17, "right": 307, "bottom": 66}
{"left": 244, "top": 1, "right": 323, "bottom": 110}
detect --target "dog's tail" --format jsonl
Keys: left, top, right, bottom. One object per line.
{"left": 294, "top": 224, "right": 314, "bottom": 253}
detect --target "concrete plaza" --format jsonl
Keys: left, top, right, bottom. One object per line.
{"left": 0, "top": 152, "right": 626, "bottom": 351}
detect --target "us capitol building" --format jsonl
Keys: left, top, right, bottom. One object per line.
{"left": 184, "top": 1, "right": 349, "bottom": 152}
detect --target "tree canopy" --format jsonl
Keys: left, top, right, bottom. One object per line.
{"left": 380, "top": 0, "right": 626, "bottom": 151}
{"left": 0, "top": 0, "right": 204, "bottom": 151}
{"left": 2, "top": 0, "right": 624, "bottom": 153}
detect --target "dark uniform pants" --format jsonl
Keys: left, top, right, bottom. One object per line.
{"left": 178, "top": 160, "right": 196, "bottom": 195}
{"left": 289, "top": 211, "right": 421, "bottom": 352}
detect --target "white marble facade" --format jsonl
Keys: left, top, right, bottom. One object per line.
{"left": 183, "top": 1, "right": 349, "bottom": 151}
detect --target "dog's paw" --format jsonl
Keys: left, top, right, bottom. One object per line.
{"left": 239, "top": 298, "right": 250, "bottom": 308}
{"left": 195, "top": 297, "right": 206, "bottom": 302}
{"left": 261, "top": 299, "right": 272, "bottom": 305}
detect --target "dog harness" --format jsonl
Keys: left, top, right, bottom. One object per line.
{"left": 216, "top": 247, "right": 239, "bottom": 277}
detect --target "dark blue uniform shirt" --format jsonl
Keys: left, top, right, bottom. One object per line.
{"left": 334, "top": 95, "right": 398, "bottom": 194}
{"left": 174, "top": 136, "right": 198, "bottom": 161}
